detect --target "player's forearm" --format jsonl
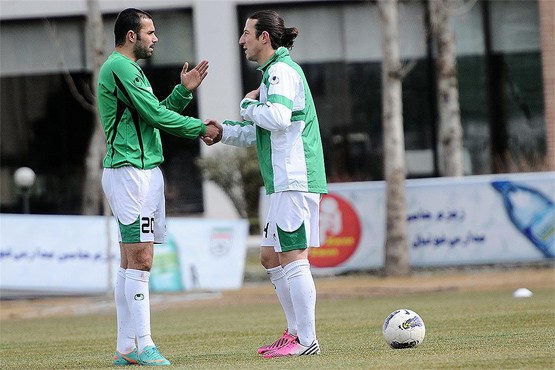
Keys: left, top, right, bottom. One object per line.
{"left": 220, "top": 120, "right": 256, "bottom": 147}
{"left": 160, "top": 84, "right": 193, "bottom": 113}
{"left": 155, "top": 114, "right": 206, "bottom": 139}
{"left": 240, "top": 100, "right": 292, "bottom": 131}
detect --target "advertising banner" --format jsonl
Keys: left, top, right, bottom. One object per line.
{"left": 259, "top": 172, "right": 555, "bottom": 275}
{"left": 151, "top": 219, "right": 249, "bottom": 292}
{"left": 0, "top": 215, "right": 248, "bottom": 294}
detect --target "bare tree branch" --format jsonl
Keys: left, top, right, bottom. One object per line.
{"left": 398, "top": 59, "right": 418, "bottom": 79}
{"left": 43, "top": 18, "right": 96, "bottom": 113}
{"left": 79, "top": 79, "right": 96, "bottom": 104}
{"left": 444, "top": 0, "right": 479, "bottom": 17}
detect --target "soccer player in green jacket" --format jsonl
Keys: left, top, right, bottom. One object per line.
{"left": 203, "top": 10, "right": 327, "bottom": 358}
{"left": 97, "top": 8, "right": 220, "bottom": 366}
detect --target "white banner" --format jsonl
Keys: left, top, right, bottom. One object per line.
{"left": 259, "top": 172, "right": 555, "bottom": 275}
{"left": 153, "top": 219, "right": 249, "bottom": 292}
{"left": 0, "top": 215, "right": 248, "bottom": 294}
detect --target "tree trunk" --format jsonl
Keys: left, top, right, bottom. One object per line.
{"left": 82, "top": 0, "right": 105, "bottom": 215}
{"left": 378, "top": 0, "right": 410, "bottom": 277}
{"left": 429, "top": 0, "right": 464, "bottom": 177}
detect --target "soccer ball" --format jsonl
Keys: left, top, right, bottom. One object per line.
{"left": 382, "top": 309, "right": 425, "bottom": 349}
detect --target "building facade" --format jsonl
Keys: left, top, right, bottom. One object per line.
{"left": 0, "top": 0, "right": 552, "bottom": 217}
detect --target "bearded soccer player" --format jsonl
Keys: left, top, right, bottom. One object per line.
{"left": 97, "top": 8, "right": 220, "bottom": 366}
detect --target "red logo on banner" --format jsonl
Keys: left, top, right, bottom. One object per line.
{"left": 309, "top": 193, "right": 361, "bottom": 267}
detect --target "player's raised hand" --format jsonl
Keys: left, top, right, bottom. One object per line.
{"left": 181, "top": 60, "right": 209, "bottom": 91}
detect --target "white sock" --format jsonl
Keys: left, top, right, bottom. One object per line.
{"left": 266, "top": 266, "right": 297, "bottom": 336}
{"left": 115, "top": 268, "right": 136, "bottom": 353}
{"left": 283, "top": 259, "right": 316, "bottom": 346}
{"left": 125, "top": 269, "right": 155, "bottom": 352}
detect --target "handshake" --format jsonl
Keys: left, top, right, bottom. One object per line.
{"left": 200, "top": 119, "right": 222, "bottom": 146}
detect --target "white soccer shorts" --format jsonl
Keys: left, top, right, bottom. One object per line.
{"left": 261, "top": 191, "right": 322, "bottom": 252}
{"left": 102, "top": 166, "right": 166, "bottom": 244}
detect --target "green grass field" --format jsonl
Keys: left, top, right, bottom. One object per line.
{"left": 1, "top": 272, "right": 554, "bottom": 369}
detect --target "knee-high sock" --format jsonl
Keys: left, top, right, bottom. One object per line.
{"left": 266, "top": 266, "right": 297, "bottom": 335}
{"left": 125, "top": 269, "right": 155, "bottom": 352}
{"left": 283, "top": 259, "right": 316, "bottom": 346}
{"left": 115, "top": 268, "right": 136, "bottom": 353}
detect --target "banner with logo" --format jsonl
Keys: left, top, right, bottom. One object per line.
{"left": 0, "top": 215, "right": 248, "bottom": 294}
{"left": 158, "top": 219, "right": 249, "bottom": 292}
{"left": 259, "top": 172, "right": 554, "bottom": 275}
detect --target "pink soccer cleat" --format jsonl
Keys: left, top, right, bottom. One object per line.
{"left": 262, "top": 338, "right": 320, "bottom": 358}
{"left": 257, "top": 330, "right": 297, "bottom": 355}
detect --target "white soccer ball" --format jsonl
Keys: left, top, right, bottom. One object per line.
{"left": 382, "top": 309, "right": 425, "bottom": 349}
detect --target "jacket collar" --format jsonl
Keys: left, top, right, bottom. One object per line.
{"left": 257, "top": 47, "right": 289, "bottom": 72}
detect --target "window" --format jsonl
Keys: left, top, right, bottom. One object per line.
{"left": 0, "top": 9, "right": 204, "bottom": 214}
{"left": 238, "top": 0, "right": 545, "bottom": 180}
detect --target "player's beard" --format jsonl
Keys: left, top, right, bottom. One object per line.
{"left": 134, "top": 36, "right": 153, "bottom": 60}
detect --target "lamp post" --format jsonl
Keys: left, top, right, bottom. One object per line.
{"left": 14, "top": 167, "right": 36, "bottom": 214}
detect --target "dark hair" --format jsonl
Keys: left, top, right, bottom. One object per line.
{"left": 249, "top": 10, "right": 298, "bottom": 50}
{"left": 114, "top": 8, "right": 152, "bottom": 46}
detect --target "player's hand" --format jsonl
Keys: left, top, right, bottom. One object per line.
{"left": 181, "top": 60, "right": 209, "bottom": 91}
{"left": 244, "top": 87, "right": 260, "bottom": 100}
{"left": 201, "top": 119, "right": 222, "bottom": 146}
